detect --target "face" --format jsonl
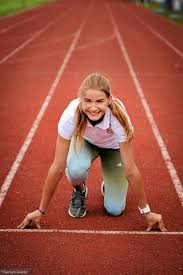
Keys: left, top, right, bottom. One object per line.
{"left": 80, "top": 89, "right": 111, "bottom": 121}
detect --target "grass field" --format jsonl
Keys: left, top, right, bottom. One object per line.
{"left": 0, "top": 0, "right": 54, "bottom": 17}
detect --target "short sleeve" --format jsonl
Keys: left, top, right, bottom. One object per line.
{"left": 57, "top": 99, "right": 79, "bottom": 140}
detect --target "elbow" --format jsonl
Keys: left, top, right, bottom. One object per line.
{"left": 50, "top": 162, "right": 65, "bottom": 179}
{"left": 125, "top": 170, "right": 133, "bottom": 180}
{"left": 125, "top": 164, "right": 139, "bottom": 180}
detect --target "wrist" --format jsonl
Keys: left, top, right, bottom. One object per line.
{"left": 138, "top": 204, "right": 151, "bottom": 214}
{"left": 38, "top": 208, "right": 45, "bottom": 215}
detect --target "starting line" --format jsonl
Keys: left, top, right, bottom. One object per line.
{"left": 0, "top": 229, "right": 183, "bottom": 235}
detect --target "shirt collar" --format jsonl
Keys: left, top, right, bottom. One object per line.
{"left": 87, "top": 107, "right": 111, "bottom": 129}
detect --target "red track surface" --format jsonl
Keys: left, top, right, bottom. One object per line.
{"left": 0, "top": 0, "right": 183, "bottom": 274}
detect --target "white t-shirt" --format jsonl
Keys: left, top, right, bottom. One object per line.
{"left": 58, "top": 98, "right": 130, "bottom": 149}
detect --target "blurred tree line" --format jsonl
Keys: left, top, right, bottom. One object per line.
{"left": 22, "top": 0, "right": 27, "bottom": 8}
{"left": 140, "top": 0, "right": 183, "bottom": 11}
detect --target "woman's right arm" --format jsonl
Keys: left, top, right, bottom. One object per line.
{"left": 17, "top": 135, "right": 70, "bottom": 229}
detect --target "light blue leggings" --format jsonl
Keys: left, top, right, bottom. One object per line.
{"left": 65, "top": 138, "right": 128, "bottom": 216}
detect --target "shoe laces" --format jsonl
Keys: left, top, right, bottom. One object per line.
{"left": 71, "top": 191, "right": 86, "bottom": 208}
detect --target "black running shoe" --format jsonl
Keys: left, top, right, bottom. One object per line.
{"left": 68, "top": 187, "right": 88, "bottom": 218}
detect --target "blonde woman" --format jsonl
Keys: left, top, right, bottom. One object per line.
{"left": 18, "top": 73, "right": 166, "bottom": 231}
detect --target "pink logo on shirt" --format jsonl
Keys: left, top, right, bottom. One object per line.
{"left": 106, "top": 127, "right": 113, "bottom": 134}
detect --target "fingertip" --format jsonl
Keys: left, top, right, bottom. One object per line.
{"left": 17, "top": 223, "right": 23, "bottom": 229}
{"left": 35, "top": 222, "right": 41, "bottom": 229}
{"left": 160, "top": 224, "right": 167, "bottom": 232}
{"left": 159, "top": 227, "right": 167, "bottom": 232}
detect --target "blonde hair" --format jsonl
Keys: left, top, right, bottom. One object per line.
{"left": 74, "top": 73, "right": 134, "bottom": 147}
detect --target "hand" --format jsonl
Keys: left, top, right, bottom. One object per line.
{"left": 17, "top": 210, "right": 44, "bottom": 229}
{"left": 144, "top": 212, "right": 167, "bottom": 232}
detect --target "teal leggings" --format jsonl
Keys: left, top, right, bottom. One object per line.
{"left": 66, "top": 138, "right": 128, "bottom": 216}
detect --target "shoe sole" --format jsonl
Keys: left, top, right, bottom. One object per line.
{"left": 68, "top": 186, "right": 88, "bottom": 218}
{"left": 68, "top": 208, "right": 86, "bottom": 218}
{"left": 101, "top": 181, "right": 104, "bottom": 196}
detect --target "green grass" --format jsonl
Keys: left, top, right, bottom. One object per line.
{"left": 0, "top": 0, "right": 54, "bottom": 17}
{"left": 137, "top": 1, "right": 183, "bottom": 25}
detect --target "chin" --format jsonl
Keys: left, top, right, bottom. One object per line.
{"left": 89, "top": 117, "right": 100, "bottom": 121}
{"left": 87, "top": 113, "right": 103, "bottom": 121}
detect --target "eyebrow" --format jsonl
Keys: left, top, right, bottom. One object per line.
{"left": 84, "top": 97, "right": 105, "bottom": 100}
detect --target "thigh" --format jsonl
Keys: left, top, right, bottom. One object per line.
{"left": 100, "top": 148, "right": 128, "bottom": 214}
{"left": 67, "top": 138, "right": 99, "bottom": 170}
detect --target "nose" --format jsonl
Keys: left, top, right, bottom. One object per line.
{"left": 90, "top": 103, "right": 97, "bottom": 111}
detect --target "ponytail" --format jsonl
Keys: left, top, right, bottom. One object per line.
{"left": 110, "top": 98, "right": 134, "bottom": 142}
{"left": 73, "top": 104, "right": 87, "bottom": 150}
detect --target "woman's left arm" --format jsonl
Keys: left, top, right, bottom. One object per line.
{"left": 119, "top": 141, "right": 167, "bottom": 232}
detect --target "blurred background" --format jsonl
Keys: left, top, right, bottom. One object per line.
{"left": 0, "top": 0, "right": 182, "bottom": 24}
{"left": 0, "top": 0, "right": 53, "bottom": 17}
{"left": 135, "top": 0, "right": 183, "bottom": 24}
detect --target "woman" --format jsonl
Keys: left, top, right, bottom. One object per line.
{"left": 18, "top": 73, "right": 166, "bottom": 231}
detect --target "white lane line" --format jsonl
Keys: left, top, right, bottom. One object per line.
{"left": 6, "top": 33, "right": 76, "bottom": 64}
{"left": 0, "top": 20, "right": 57, "bottom": 64}
{"left": 0, "top": 229, "right": 182, "bottom": 235}
{"left": 59, "top": 71, "right": 183, "bottom": 78}
{"left": 107, "top": 5, "right": 183, "bottom": 207}
{"left": 134, "top": 3, "right": 183, "bottom": 32}
{"left": 0, "top": 14, "right": 38, "bottom": 34}
{"left": 28, "top": 32, "right": 76, "bottom": 48}
{"left": 0, "top": 8, "right": 72, "bottom": 65}
{"left": 121, "top": 3, "right": 183, "bottom": 59}
{"left": 0, "top": 5, "right": 91, "bottom": 207}
{"left": 6, "top": 49, "right": 69, "bottom": 64}
{"left": 76, "top": 33, "right": 115, "bottom": 51}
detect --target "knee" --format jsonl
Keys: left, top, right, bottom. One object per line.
{"left": 104, "top": 202, "right": 125, "bottom": 216}
{"left": 66, "top": 162, "right": 89, "bottom": 181}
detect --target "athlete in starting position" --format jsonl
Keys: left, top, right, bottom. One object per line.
{"left": 18, "top": 73, "right": 166, "bottom": 231}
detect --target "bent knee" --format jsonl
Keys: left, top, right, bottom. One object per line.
{"left": 65, "top": 162, "right": 90, "bottom": 184}
{"left": 105, "top": 202, "right": 125, "bottom": 216}
{"left": 67, "top": 164, "right": 89, "bottom": 178}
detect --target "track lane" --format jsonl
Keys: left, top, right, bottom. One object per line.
{"left": 107, "top": 4, "right": 183, "bottom": 209}
{"left": 126, "top": 1, "right": 183, "bottom": 50}
{"left": 109, "top": 1, "right": 183, "bottom": 190}
{"left": 0, "top": 2, "right": 91, "bottom": 187}
{"left": 0, "top": 0, "right": 182, "bottom": 231}
{"left": 0, "top": 15, "right": 39, "bottom": 34}
{"left": 0, "top": 8, "right": 71, "bottom": 61}
{"left": 0, "top": 232, "right": 182, "bottom": 274}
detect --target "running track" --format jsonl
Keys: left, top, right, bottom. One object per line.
{"left": 0, "top": 0, "right": 183, "bottom": 273}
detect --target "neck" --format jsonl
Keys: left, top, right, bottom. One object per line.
{"left": 87, "top": 114, "right": 105, "bottom": 127}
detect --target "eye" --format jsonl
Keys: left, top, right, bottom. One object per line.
{"left": 97, "top": 100, "right": 105, "bottom": 103}
{"left": 84, "top": 98, "right": 91, "bottom": 102}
